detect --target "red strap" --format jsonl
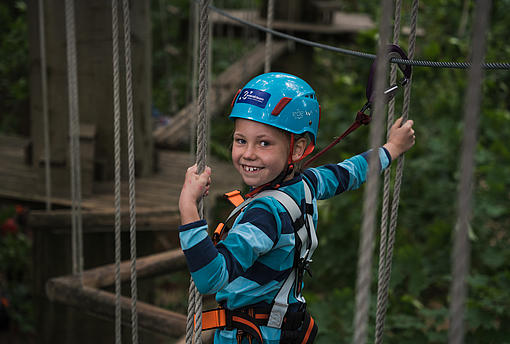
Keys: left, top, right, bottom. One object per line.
{"left": 301, "top": 316, "right": 316, "bottom": 344}
{"left": 303, "top": 111, "right": 371, "bottom": 168}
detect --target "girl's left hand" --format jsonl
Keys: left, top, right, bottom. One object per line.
{"left": 383, "top": 117, "right": 415, "bottom": 160}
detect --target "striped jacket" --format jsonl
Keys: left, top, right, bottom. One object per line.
{"left": 179, "top": 147, "right": 391, "bottom": 343}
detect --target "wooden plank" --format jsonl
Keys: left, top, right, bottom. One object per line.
{"left": 28, "top": 207, "right": 180, "bottom": 230}
{"left": 80, "top": 248, "right": 186, "bottom": 288}
{"left": 45, "top": 249, "right": 188, "bottom": 337}
{"left": 153, "top": 41, "right": 288, "bottom": 147}
{"left": 210, "top": 9, "right": 375, "bottom": 34}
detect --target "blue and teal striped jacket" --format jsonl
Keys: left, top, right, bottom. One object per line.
{"left": 179, "top": 147, "right": 391, "bottom": 343}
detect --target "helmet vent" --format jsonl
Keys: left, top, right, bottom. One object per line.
{"left": 271, "top": 97, "right": 292, "bottom": 116}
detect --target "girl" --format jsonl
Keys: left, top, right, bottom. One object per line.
{"left": 179, "top": 72, "right": 415, "bottom": 343}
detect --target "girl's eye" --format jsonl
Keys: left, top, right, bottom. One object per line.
{"left": 260, "top": 141, "right": 270, "bottom": 147}
{"left": 235, "top": 138, "right": 246, "bottom": 144}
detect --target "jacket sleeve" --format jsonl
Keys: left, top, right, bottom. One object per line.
{"left": 303, "top": 147, "right": 392, "bottom": 200}
{"left": 178, "top": 198, "right": 281, "bottom": 295}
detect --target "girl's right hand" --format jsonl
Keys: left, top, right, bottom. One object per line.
{"left": 179, "top": 164, "right": 212, "bottom": 225}
{"left": 179, "top": 164, "right": 212, "bottom": 206}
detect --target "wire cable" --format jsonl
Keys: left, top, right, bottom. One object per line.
{"left": 207, "top": 3, "right": 510, "bottom": 70}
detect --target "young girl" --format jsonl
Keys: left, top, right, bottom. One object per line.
{"left": 179, "top": 72, "right": 415, "bottom": 344}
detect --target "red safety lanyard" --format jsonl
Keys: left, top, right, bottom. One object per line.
{"left": 304, "top": 44, "right": 412, "bottom": 168}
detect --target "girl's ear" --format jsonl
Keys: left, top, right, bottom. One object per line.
{"left": 292, "top": 137, "right": 308, "bottom": 162}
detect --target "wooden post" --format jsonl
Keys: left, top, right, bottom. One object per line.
{"left": 28, "top": 0, "right": 153, "bottom": 191}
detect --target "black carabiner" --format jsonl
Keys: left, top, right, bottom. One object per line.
{"left": 365, "top": 44, "right": 412, "bottom": 105}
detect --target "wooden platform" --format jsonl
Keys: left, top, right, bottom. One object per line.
{"left": 0, "top": 134, "right": 241, "bottom": 230}
{"left": 210, "top": 8, "right": 375, "bottom": 34}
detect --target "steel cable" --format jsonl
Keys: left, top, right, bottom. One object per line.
{"left": 206, "top": 3, "right": 510, "bottom": 70}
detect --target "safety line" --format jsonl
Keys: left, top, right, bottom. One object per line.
{"left": 449, "top": 0, "right": 491, "bottom": 343}
{"left": 207, "top": 3, "right": 510, "bottom": 70}
{"left": 38, "top": 0, "right": 52, "bottom": 212}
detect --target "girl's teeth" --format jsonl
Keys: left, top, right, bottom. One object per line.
{"left": 244, "top": 166, "right": 259, "bottom": 172}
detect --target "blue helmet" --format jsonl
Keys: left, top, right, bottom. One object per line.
{"left": 229, "top": 72, "right": 320, "bottom": 144}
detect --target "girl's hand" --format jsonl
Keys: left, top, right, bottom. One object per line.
{"left": 179, "top": 164, "right": 212, "bottom": 224}
{"left": 383, "top": 117, "right": 415, "bottom": 160}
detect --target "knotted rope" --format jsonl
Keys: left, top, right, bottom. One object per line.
{"left": 353, "top": 0, "right": 393, "bottom": 343}
{"left": 186, "top": 2, "right": 211, "bottom": 343}
{"left": 375, "top": 0, "right": 419, "bottom": 343}
{"left": 449, "top": 1, "right": 491, "bottom": 343}
{"left": 64, "top": 0, "right": 83, "bottom": 282}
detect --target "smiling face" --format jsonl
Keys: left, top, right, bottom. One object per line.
{"left": 232, "top": 119, "right": 290, "bottom": 188}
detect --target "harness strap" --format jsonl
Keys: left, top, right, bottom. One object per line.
{"left": 213, "top": 181, "right": 318, "bottom": 331}
{"left": 224, "top": 190, "right": 244, "bottom": 207}
{"left": 200, "top": 307, "right": 316, "bottom": 344}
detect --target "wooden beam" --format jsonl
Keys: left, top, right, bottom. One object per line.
{"left": 27, "top": 207, "right": 180, "bottom": 231}
{"left": 45, "top": 249, "right": 188, "bottom": 337}
{"left": 153, "top": 41, "right": 288, "bottom": 148}
{"left": 46, "top": 278, "right": 187, "bottom": 338}
{"left": 80, "top": 248, "right": 186, "bottom": 289}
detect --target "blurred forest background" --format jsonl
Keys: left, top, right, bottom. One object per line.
{"left": 1, "top": 0, "right": 509, "bottom": 343}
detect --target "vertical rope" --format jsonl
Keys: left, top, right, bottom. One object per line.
{"left": 186, "top": 1, "right": 210, "bottom": 342}
{"left": 111, "top": 0, "right": 122, "bottom": 342}
{"left": 38, "top": 0, "right": 52, "bottom": 211}
{"left": 190, "top": 0, "right": 199, "bottom": 157}
{"left": 353, "top": 0, "right": 393, "bottom": 343}
{"left": 65, "top": 0, "right": 83, "bottom": 282}
{"left": 376, "top": 0, "right": 402, "bottom": 337}
{"left": 375, "top": 1, "right": 420, "bottom": 343}
{"left": 449, "top": 1, "right": 491, "bottom": 343}
{"left": 264, "top": 0, "right": 274, "bottom": 73}
{"left": 120, "top": 0, "right": 139, "bottom": 343}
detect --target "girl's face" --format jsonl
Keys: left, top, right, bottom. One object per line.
{"left": 232, "top": 119, "right": 290, "bottom": 188}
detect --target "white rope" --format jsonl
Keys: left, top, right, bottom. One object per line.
{"left": 375, "top": 0, "right": 420, "bottom": 342}
{"left": 449, "top": 1, "right": 491, "bottom": 343}
{"left": 65, "top": 0, "right": 83, "bottom": 282}
{"left": 111, "top": 0, "right": 123, "bottom": 342}
{"left": 120, "top": 0, "right": 139, "bottom": 342}
{"left": 264, "top": 0, "right": 274, "bottom": 73}
{"left": 186, "top": 1, "right": 211, "bottom": 343}
{"left": 38, "top": 0, "right": 51, "bottom": 211}
{"left": 353, "top": 0, "right": 393, "bottom": 343}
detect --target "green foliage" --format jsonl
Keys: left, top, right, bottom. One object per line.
{"left": 0, "top": 205, "right": 35, "bottom": 334}
{"left": 0, "top": 1, "right": 28, "bottom": 135}
{"left": 294, "top": 2, "right": 510, "bottom": 343}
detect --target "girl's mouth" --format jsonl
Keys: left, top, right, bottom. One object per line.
{"left": 242, "top": 165, "right": 262, "bottom": 173}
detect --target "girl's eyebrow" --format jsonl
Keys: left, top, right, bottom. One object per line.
{"left": 233, "top": 132, "right": 272, "bottom": 139}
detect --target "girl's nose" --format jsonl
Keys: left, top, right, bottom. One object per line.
{"left": 242, "top": 144, "right": 257, "bottom": 160}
